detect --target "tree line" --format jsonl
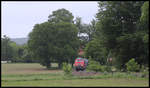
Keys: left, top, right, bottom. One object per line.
{"left": 1, "top": 35, "right": 34, "bottom": 63}
{"left": 85, "top": 1, "right": 149, "bottom": 70}
{"left": 1, "top": 1, "right": 149, "bottom": 70}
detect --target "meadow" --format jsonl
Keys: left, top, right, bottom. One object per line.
{"left": 1, "top": 63, "right": 149, "bottom": 87}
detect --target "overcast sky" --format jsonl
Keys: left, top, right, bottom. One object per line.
{"left": 2, "top": 1, "right": 99, "bottom": 38}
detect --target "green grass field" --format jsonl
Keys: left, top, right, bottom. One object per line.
{"left": 1, "top": 63, "right": 149, "bottom": 87}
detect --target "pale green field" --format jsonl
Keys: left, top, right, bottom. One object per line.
{"left": 1, "top": 63, "right": 149, "bottom": 87}
{"left": 2, "top": 78, "right": 149, "bottom": 87}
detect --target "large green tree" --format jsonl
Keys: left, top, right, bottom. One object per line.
{"left": 48, "top": 8, "right": 74, "bottom": 24}
{"left": 94, "top": 1, "right": 145, "bottom": 69}
{"left": 9, "top": 41, "right": 20, "bottom": 62}
{"left": 137, "top": 1, "right": 149, "bottom": 66}
{"left": 28, "top": 22, "right": 54, "bottom": 68}
{"left": 28, "top": 9, "right": 79, "bottom": 69}
{"left": 50, "top": 22, "right": 79, "bottom": 68}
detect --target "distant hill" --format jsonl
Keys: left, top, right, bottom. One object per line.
{"left": 10, "top": 38, "right": 28, "bottom": 45}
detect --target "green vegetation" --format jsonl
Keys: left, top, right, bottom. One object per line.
{"left": 1, "top": 63, "right": 149, "bottom": 87}
{"left": 2, "top": 78, "right": 148, "bottom": 87}
{"left": 87, "top": 57, "right": 104, "bottom": 72}
{"left": 126, "top": 58, "right": 140, "bottom": 72}
{"left": 1, "top": 1, "right": 149, "bottom": 70}
{"left": 28, "top": 8, "right": 79, "bottom": 69}
{"left": 1, "top": 1, "right": 149, "bottom": 87}
{"left": 1, "top": 35, "right": 13, "bottom": 61}
{"left": 85, "top": 1, "right": 149, "bottom": 70}
{"left": 62, "top": 62, "right": 72, "bottom": 76}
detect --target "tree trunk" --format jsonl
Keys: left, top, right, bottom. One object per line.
{"left": 46, "top": 63, "right": 51, "bottom": 69}
{"left": 58, "top": 62, "right": 62, "bottom": 69}
{"left": 71, "top": 63, "right": 74, "bottom": 67}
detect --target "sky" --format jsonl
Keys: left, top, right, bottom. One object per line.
{"left": 2, "top": 1, "right": 99, "bottom": 38}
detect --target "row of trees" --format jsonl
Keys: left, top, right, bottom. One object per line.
{"left": 84, "top": 1, "right": 149, "bottom": 70}
{"left": 2, "top": 1, "right": 148, "bottom": 70}
{"left": 1, "top": 35, "right": 13, "bottom": 61}
{"left": 1, "top": 8, "right": 96, "bottom": 68}
{"left": 27, "top": 8, "right": 99, "bottom": 69}
{"left": 1, "top": 35, "right": 34, "bottom": 63}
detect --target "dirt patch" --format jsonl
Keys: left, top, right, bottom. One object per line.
{"left": 72, "top": 70, "right": 101, "bottom": 76}
{"left": 3, "top": 68, "right": 63, "bottom": 75}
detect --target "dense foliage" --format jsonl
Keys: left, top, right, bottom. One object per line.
{"left": 1, "top": 35, "right": 13, "bottom": 61}
{"left": 28, "top": 8, "right": 79, "bottom": 68}
{"left": 1, "top": 2, "right": 149, "bottom": 71}
{"left": 62, "top": 62, "right": 72, "bottom": 76}
{"left": 126, "top": 58, "right": 140, "bottom": 72}
{"left": 84, "top": 1, "right": 149, "bottom": 70}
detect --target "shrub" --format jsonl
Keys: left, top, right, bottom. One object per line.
{"left": 140, "top": 66, "right": 149, "bottom": 78}
{"left": 99, "top": 65, "right": 106, "bottom": 72}
{"left": 125, "top": 58, "right": 140, "bottom": 72}
{"left": 102, "top": 65, "right": 111, "bottom": 72}
{"left": 87, "top": 60, "right": 100, "bottom": 72}
{"left": 62, "top": 62, "right": 72, "bottom": 76}
{"left": 111, "top": 66, "right": 117, "bottom": 72}
{"left": 87, "top": 57, "right": 103, "bottom": 72}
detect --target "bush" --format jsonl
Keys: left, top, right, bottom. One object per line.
{"left": 62, "top": 62, "right": 72, "bottom": 76}
{"left": 125, "top": 58, "right": 140, "bottom": 72}
{"left": 87, "top": 57, "right": 99, "bottom": 72}
{"left": 87, "top": 61, "right": 100, "bottom": 72}
{"left": 98, "top": 65, "right": 107, "bottom": 72}
{"left": 140, "top": 66, "right": 149, "bottom": 78}
{"left": 111, "top": 66, "right": 117, "bottom": 72}
{"left": 87, "top": 57, "right": 104, "bottom": 72}
{"left": 103, "top": 65, "right": 111, "bottom": 72}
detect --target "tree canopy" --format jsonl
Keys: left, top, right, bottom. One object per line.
{"left": 2, "top": 2, "right": 148, "bottom": 71}
{"left": 28, "top": 9, "right": 79, "bottom": 69}
{"left": 48, "top": 8, "right": 74, "bottom": 24}
{"left": 85, "top": 1, "right": 148, "bottom": 69}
